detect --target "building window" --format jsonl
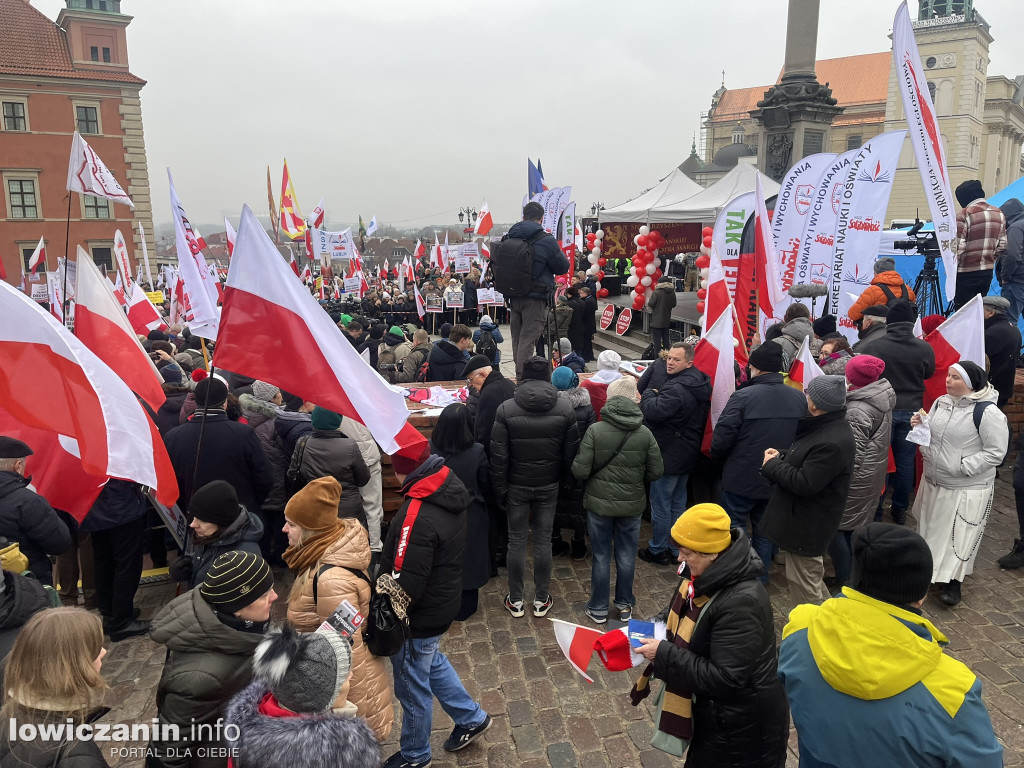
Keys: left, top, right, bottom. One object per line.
{"left": 927, "top": 81, "right": 937, "bottom": 101}
{"left": 2, "top": 101, "right": 26, "bottom": 131}
{"left": 102, "top": 47, "right": 111, "bottom": 63}
{"left": 7, "top": 179, "right": 38, "bottom": 219}
{"left": 847, "top": 135, "right": 863, "bottom": 151}
{"left": 76, "top": 105, "right": 99, "bottom": 134}
{"left": 91, "top": 247, "right": 113, "bottom": 271}
{"left": 83, "top": 195, "right": 111, "bottom": 219}
{"left": 90, "top": 46, "right": 99, "bottom": 62}
{"left": 21, "top": 247, "right": 46, "bottom": 275}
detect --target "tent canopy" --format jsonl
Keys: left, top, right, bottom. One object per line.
{"left": 600, "top": 161, "right": 781, "bottom": 224}
{"left": 599, "top": 168, "right": 704, "bottom": 223}
{"left": 988, "top": 174, "right": 1024, "bottom": 207}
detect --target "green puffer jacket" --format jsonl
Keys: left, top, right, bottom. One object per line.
{"left": 571, "top": 395, "right": 663, "bottom": 516}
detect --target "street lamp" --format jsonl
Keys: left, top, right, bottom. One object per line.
{"left": 458, "top": 207, "right": 478, "bottom": 241}
{"left": 590, "top": 202, "right": 605, "bottom": 216}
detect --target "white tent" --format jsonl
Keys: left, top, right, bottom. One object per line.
{"left": 601, "top": 161, "right": 781, "bottom": 224}
{"left": 598, "top": 168, "right": 704, "bottom": 223}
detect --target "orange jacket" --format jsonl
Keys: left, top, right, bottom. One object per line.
{"left": 847, "top": 271, "right": 916, "bottom": 321}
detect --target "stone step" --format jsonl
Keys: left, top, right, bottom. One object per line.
{"left": 593, "top": 327, "right": 650, "bottom": 356}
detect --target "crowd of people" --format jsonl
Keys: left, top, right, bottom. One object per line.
{"left": 0, "top": 189, "right": 1022, "bottom": 768}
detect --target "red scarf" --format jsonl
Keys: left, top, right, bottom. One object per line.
{"left": 227, "top": 693, "right": 301, "bottom": 768}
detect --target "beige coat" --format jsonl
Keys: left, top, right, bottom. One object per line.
{"left": 287, "top": 521, "right": 394, "bottom": 741}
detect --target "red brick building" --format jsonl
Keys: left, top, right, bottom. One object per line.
{"left": 0, "top": 0, "right": 153, "bottom": 291}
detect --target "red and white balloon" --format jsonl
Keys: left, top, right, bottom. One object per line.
{"left": 585, "top": 229, "right": 610, "bottom": 299}
{"left": 627, "top": 226, "right": 665, "bottom": 311}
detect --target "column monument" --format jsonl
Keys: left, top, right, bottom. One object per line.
{"left": 750, "top": 0, "right": 843, "bottom": 181}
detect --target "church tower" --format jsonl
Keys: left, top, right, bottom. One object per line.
{"left": 57, "top": 0, "right": 133, "bottom": 75}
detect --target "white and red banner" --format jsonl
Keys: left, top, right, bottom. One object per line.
{"left": 168, "top": 169, "right": 219, "bottom": 338}
{"left": 474, "top": 201, "right": 493, "bottom": 236}
{"left": 216, "top": 205, "right": 428, "bottom": 461}
{"left": 694, "top": 304, "right": 738, "bottom": 454}
{"left": 771, "top": 153, "right": 837, "bottom": 293}
{"left": 794, "top": 149, "right": 861, "bottom": 291}
{"left": 832, "top": 130, "right": 908, "bottom": 340}
{"left": 0, "top": 279, "right": 177, "bottom": 521}
{"left": 894, "top": 1, "right": 957, "bottom": 300}
{"left": 414, "top": 284, "right": 426, "bottom": 319}
{"left": 789, "top": 335, "right": 824, "bottom": 390}
{"left": 712, "top": 192, "right": 757, "bottom": 349}
{"left": 754, "top": 174, "right": 788, "bottom": 335}
{"left": 703, "top": 245, "right": 734, "bottom": 335}
{"left": 922, "top": 294, "right": 985, "bottom": 410}
{"left": 224, "top": 217, "right": 237, "bottom": 259}
{"left": 530, "top": 186, "right": 573, "bottom": 235}
{"left": 559, "top": 202, "right": 576, "bottom": 255}
{"left": 27, "top": 236, "right": 46, "bottom": 276}
{"left": 113, "top": 229, "right": 133, "bottom": 302}
{"left": 550, "top": 619, "right": 602, "bottom": 683}
{"left": 65, "top": 131, "right": 134, "bottom": 208}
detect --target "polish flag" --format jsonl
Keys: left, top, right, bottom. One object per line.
{"left": 28, "top": 237, "right": 46, "bottom": 276}
{"left": 443, "top": 231, "right": 450, "bottom": 272}
{"left": 216, "top": 205, "right": 428, "bottom": 460}
{"left": 922, "top": 294, "right": 985, "bottom": 410}
{"left": 308, "top": 197, "right": 325, "bottom": 229}
{"left": 550, "top": 619, "right": 603, "bottom": 683}
{"left": 47, "top": 275, "right": 63, "bottom": 324}
{"left": 224, "top": 218, "right": 237, "bottom": 259}
{"left": 0, "top": 279, "right": 177, "bottom": 521}
{"left": 384, "top": 258, "right": 391, "bottom": 279}
{"left": 300, "top": 264, "right": 312, "bottom": 283}
{"left": 431, "top": 234, "right": 441, "bottom": 269}
{"left": 754, "top": 174, "right": 788, "bottom": 330}
{"left": 474, "top": 202, "right": 493, "bottom": 236}
{"left": 125, "top": 279, "right": 169, "bottom": 337}
{"left": 703, "top": 244, "right": 732, "bottom": 329}
{"left": 789, "top": 335, "right": 824, "bottom": 390}
{"left": 289, "top": 253, "right": 300, "bottom": 277}
{"left": 75, "top": 246, "right": 166, "bottom": 411}
{"left": 112, "top": 272, "right": 127, "bottom": 307}
{"left": 414, "top": 283, "right": 426, "bottom": 319}
{"left": 405, "top": 256, "right": 416, "bottom": 284}
{"left": 694, "top": 304, "right": 738, "bottom": 454}
{"left": 414, "top": 239, "right": 425, "bottom": 260}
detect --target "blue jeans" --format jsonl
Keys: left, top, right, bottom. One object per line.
{"left": 721, "top": 491, "right": 775, "bottom": 584}
{"left": 506, "top": 483, "right": 559, "bottom": 603}
{"left": 1003, "top": 282, "right": 1024, "bottom": 324}
{"left": 392, "top": 635, "right": 487, "bottom": 763}
{"left": 828, "top": 528, "right": 854, "bottom": 586}
{"left": 648, "top": 474, "right": 688, "bottom": 556}
{"left": 586, "top": 514, "right": 642, "bottom": 616}
{"left": 878, "top": 410, "right": 915, "bottom": 515}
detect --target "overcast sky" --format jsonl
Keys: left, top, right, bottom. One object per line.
{"left": 33, "top": 0, "right": 1024, "bottom": 230}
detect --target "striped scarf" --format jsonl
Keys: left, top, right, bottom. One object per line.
{"left": 630, "top": 578, "right": 709, "bottom": 740}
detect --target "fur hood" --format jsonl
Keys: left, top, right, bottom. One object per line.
{"left": 558, "top": 386, "right": 592, "bottom": 411}
{"left": 225, "top": 681, "right": 379, "bottom": 768}
{"left": 238, "top": 394, "right": 280, "bottom": 420}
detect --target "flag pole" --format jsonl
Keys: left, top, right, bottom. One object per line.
{"left": 61, "top": 192, "right": 73, "bottom": 326}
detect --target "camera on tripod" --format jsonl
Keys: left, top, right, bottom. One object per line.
{"left": 893, "top": 219, "right": 941, "bottom": 259}
{"left": 892, "top": 217, "right": 949, "bottom": 317}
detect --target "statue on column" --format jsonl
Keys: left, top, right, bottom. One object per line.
{"left": 767, "top": 134, "right": 793, "bottom": 181}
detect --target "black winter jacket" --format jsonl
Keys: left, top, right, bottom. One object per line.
{"left": 0, "top": 570, "right": 50, "bottom": 661}
{"left": 640, "top": 365, "right": 712, "bottom": 475}
{"left": 581, "top": 294, "right": 598, "bottom": 336}
{"left": 566, "top": 297, "right": 586, "bottom": 352}
{"left": 1, "top": 708, "right": 110, "bottom": 768}
{"left": 379, "top": 459, "right": 470, "bottom": 638}
{"left": 505, "top": 220, "right": 571, "bottom": 299}
{"left": 637, "top": 357, "right": 669, "bottom": 394}
{"left": 648, "top": 282, "right": 677, "bottom": 328}
{"left": 984, "top": 313, "right": 1022, "bottom": 407}
{"left": 850, "top": 320, "right": 886, "bottom": 353}
{"left": 489, "top": 380, "right": 581, "bottom": 495}
{"left": 997, "top": 198, "right": 1024, "bottom": 285}
{"left": 857, "top": 322, "right": 936, "bottom": 410}
{"left": 274, "top": 410, "right": 314, "bottom": 458}
{"left": 174, "top": 507, "right": 264, "bottom": 589}
{"left": 155, "top": 387, "right": 189, "bottom": 436}
{"left": 474, "top": 371, "right": 516, "bottom": 453}
{"left": 427, "top": 338, "right": 470, "bottom": 382}
{"left": 652, "top": 530, "right": 789, "bottom": 768}
{"left": 760, "top": 410, "right": 856, "bottom": 556}
{"left": 239, "top": 396, "right": 290, "bottom": 513}
{"left": 164, "top": 411, "right": 274, "bottom": 515}
{"left": 78, "top": 479, "right": 146, "bottom": 534}
{"left": 710, "top": 374, "right": 808, "bottom": 499}
{"left": 430, "top": 442, "right": 490, "bottom": 591}
{"left": 288, "top": 431, "right": 370, "bottom": 523}
{"left": 0, "top": 471, "right": 72, "bottom": 582}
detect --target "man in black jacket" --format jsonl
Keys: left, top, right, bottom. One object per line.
{"left": 711, "top": 342, "right": 808, "bottom": 582}
{"left": 857, "top": 299, "right": 935, "bottom": 523}
{"left": 506, "top": 202, "right": 571, "bottom": 379}
{"left": 639, "top": 343, "right": 711, "bottom": 564}
{"left": 164, "top": 377, "right": 273, "bottom": 515}
{"left": 491, "top": 356, "right": 580, "bottom": 618}
{"left": 982, "top": 295, "right": 1021, "bottom": 407}
{"left": 463, "top": 356, "right": 514, "bottom": 453}
{"left": 381, "top": 453, "right": 491, "bottom": 768}
{"left": 579, "top": 286, "right": 598, "bottom": 362}
{"left": 761, "top": 375, "right": 855, "bottom": 606}
{"left": 851, "top": 305, "right": 887, "bottom": 352}
{"left": 0, "top": 437, "right": 72, "bottom": 585}
{"left": 427, "top": 323, "right": 473, "bottom": 381}
{"left": 998, "top": 198, "right": 1024, "bottom": 323}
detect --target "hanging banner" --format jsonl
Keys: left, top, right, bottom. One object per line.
{"left": 833, "top": 130, "right": 908, "bottom": 341}
{"left": 795, "top": 149, "right": 861, "bottom": 293}
{"left": 893, "top": 1, "right": 957, "bottom": 301}
{"left": 139, "top": 220, "right": 154, "bottom": 287}
{"left": 598, "top": 222, "right": 703, "bottom": 258}
{"left": 310, "top": 227, "right": 358, "bottom": 262}
{"left": 113, "top": 229, "right": 133, "bottom": 302}
{"left": 559, "top": 202, "right": 576, "bottom": 251}
{"left": 771, "top": 153, "right": 837, "bottom": 293}
{"left": 712, "top": 192, "right": 757, "bottom": 351}
{"left": 530, "top": 186, "right": 573, "bottom": 234}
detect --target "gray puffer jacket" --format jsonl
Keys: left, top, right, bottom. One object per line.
{"left": 840, "top": 378, "right": 895, "bottom": 530}
{"left": 239, "top": 395, "right": 290, "bottom": 513}
{"left": 774, "top": 317, "right": 814, "bottom": 362}
{"left": 921, "top": 385, "right": 1008, "bottom": 489}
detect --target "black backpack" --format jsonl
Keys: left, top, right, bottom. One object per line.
{"left": 973, "top": 401, "right": 1013, "bottom": 468}
{"left": 492, "top": 230, "right": 548, "bottom": 298}
{"left": 414, "top": 355, "right": 431, "bottom": 383}
{"left": 878, "top": 283, "right": 913, "bottom": 309}
{"left": 476, "top": 328, "right": 497, "bottom": 363}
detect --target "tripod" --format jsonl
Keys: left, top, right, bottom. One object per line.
{"left": 911, "top": 252, "right": 950, "bottom": 318}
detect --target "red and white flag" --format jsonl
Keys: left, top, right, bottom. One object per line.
{"left": 216, "top": 205, "right": 428, "bottom": 461}
{"left": 551, "top": 619, "right": 603, "bottom": 683}
{"left": 47, "top": 275, "right": 63, "bottom": 324}
{"left": 307, "top": 197, "right": 325, "bottom": 229}
{"left": 430, "top": 234, "right": 441, "bottom": 269}
{"left": 703, "top": 244, "right": 733, "bottom": 330}
{"left": 289, "top": 253, "right": 301, "bottom": 277}
{"left": 414, "top": 239, "right": 425, "bottom": 260}
{"left": 922, "top": 294, "right": 985, "bottom": 410}
{"left": 125, "top": 278, "right": 169, "bottom": 338}
{"left": 414, "top": 283, "right": 426, "bottom": 319}
{"left": 113, "top": 229, "right": 134, "bottom": 302}
{"left": 75, "top": 247, "right": 166, "bottom": 411}
{"left": 443, "top": 231, "right": 450, "bottom": 272}
{"left": 754, "top": 174, "right": 788, "bottom": 333}
{"left": 474, "top": 201, "right": 493, "bottom": 236}
{"left": 169, "top": 169, "right": 219, "bottom": 338}
{"left": 0, "top": 279, "right": 177, "bottom": 521}
{"left": 65, "top": 131, "right": 134, "bottom": 208}
{"left": 28, "top": 237, "right": 46, "bottom": 276}
{"left": 300, "top": 264, "right": 312, "bottom": 283}
{"left": 694, "top": 304, "right": 738, "bottom": 454}
{"left": 224, "top": 217, "right": 237, "bottom": 259}
{"left": 789, "top": 335, "right": 824, "bottom": 390}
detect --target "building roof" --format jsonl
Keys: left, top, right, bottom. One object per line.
{"left": 707, "top": 52, "right": 889, "bottom": 123}
{"left": 0, "top": 0, "right": 145, "bottom": 85}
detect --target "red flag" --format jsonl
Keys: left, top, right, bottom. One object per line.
{"left": 414, "top": 239, "right": 425, "bottom": 260}
{"left": 694, "top": 305, "right": 738, "bottom": 454}
{"left": 216, "top": 206, "right": 428, "bottom": 460}
{"left": 922, "top": 294, "right": 985, "bottom": 410}
{"left": 125, "top": 281, "right": 169, "bottom": 336}
{"left": 788, "top": 335, "right": 824, "bottom": 390}
{"left": 28, "top": 237, "right": 46, "bottom": 276}
{"left": 474, "top": 201, "right": 493, "bottom": 236}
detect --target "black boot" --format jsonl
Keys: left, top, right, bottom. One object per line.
{"left": 570, "top": 536, "right": 588, "bottom": 561}
{"left": 891, "top": 507, "right": 907, "bottom": 525}
{"left": 997, "top": 539, "right": 1024, "bottom": 569}
{"left": 551, "top": 537, "right": 570, "bottom": 557}
{"left": 108, "top": 618, "right": 151, "bottom": 642}
{"left": 939, "top": 579, "right": 962, "bottom": 607}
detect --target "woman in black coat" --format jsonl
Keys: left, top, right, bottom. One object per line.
{"left": 635, "top": 505, "right": 789, "bottom": 768}
{"left": 429, "top": 403, "right": 490, "bottom": 620}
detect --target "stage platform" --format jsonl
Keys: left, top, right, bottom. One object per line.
{"left": 604, "top": 290, "right": 702, "bottom": 329}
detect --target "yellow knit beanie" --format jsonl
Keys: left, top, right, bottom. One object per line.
{"left": 671, "top": 503, "right": 732, "bottom": 553}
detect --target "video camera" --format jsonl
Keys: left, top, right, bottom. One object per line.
{"left": 893, "top": 219, "right": 941, "bottom": 257}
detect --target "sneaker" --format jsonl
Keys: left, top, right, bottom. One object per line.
{"left": 533, "top": 595, "right": 553, "bottom": 617}
{"left": 504, "top": 594, "right": 525, "bottom": 618}
{"left": 617, "top": 605, "right": 632, "bottom": 622}
{"left": 443, "top": 714, "right": 492, "bottom": 752}
{"left": 638, "top": 547, "right": 674, "bottom": 566}
{"left": 570, "top": 537, "right": 588, "bottom": 560}
{"left": 584, "top": 607, "right": 607, "bottom": 624}
{"left": 997, "top": 538, "right": 1024, "bottom": 569}
{"left": 381, "top": 752, "right": 431, "bottom": 768}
